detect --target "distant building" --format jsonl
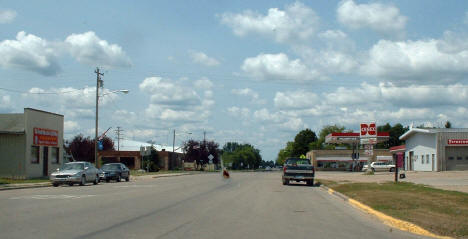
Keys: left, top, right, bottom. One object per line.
{"left": 399, "top": 128, "right": 468, "bottom": 171}
{"left": 306, "top": 149, "right": 392, "bottom": 171}
{"left": 0, "top": 108, "right": 64, "bottom": 179}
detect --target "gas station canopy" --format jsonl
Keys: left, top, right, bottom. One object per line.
{"left": 325, "top": 132, "right": 390, "bottom": 144}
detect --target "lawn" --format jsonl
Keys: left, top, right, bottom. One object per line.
{"left": 0, "top": 178, "right": 50, "bottom": 185}
{"left": 130, "top": 170, "right": 186, "bottom": 176}
{"left": 318, "top": 180, "right": 468, "bottom": 238}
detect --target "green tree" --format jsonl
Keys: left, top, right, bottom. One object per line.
{"left": 310, "top": 125, "right": 347, "bottom": 150}
{"left": 276, "top": 141, "right": 294, "bottom": 165}
{"left": 65, "top": 134, "right": 114, "bottom": 163}
{"left": 445, "top": 121, "right": 452, "bottom": 128}
{"left": 292, "top": 129, "right": 317, "bottom": 157}
{"left": 376, "top": 123, "right": 409, "bottom": 149}
{"left": 221, "top": 142, "right": 262, "bottom": 169}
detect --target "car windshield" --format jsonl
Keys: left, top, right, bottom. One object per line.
{"left": 102, "top": 164, "right": 121, "bottom": 170}
{"left": 286, "top": 158, "right": 311, "bottom": 165}
{"left": 61, "top": 163, "right": 84, "bottom": 170}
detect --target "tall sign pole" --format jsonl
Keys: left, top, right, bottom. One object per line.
{"left": 360, "top": 122, "right": 377, "bottom": 172}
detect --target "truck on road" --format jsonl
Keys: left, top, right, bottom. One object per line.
{"left": 282, "top": 158, "right": 315, "bottom": 186}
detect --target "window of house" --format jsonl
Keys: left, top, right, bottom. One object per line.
{"left": 31, "top": 146, "right": 39, "bottom": 164}
{"left": 51, "top": 147, "right": 59, "bottom": 164}
{"left": 426, "top": 154, "right": 429, "bottom": 164}
{"left": 457, "top": 156, "right": 462, "bottom": 160}
{"left": 432, "top": 154, "right": 435, "bottom": 161}
{"left": 421, "top": 155, "right": 424, "bottom": 164}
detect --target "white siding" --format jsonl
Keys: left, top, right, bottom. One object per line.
{"left": 406, "top": 132, "right": 437, "bottom": 171}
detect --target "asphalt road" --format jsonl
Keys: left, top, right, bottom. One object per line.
{"left": 0, "top": 172, "right": 428, "bottom": 239}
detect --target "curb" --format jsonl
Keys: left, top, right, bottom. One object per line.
{"left": 319, "top": 184, "right": 452, "bottom": 239}
{"left": 0, "top": 183, "right": 51, "bottom": 191}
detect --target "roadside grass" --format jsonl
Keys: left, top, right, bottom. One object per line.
{"left": 318, "top": 179, "right": 468, "bottom": 238}
{"left": 0, "top": 178, "right": 49, "bottom": 185}
{"left": 130, "top": 170, "right": 186, "bottom": 176}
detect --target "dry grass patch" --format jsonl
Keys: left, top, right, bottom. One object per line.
{"left": 325, "top": 181, "right": 468, "bottom": 238}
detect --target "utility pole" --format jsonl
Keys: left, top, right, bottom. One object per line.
{"left": 203, "top": 130, "right": 206, "bottom": 143}
{"left": 115, "top": 126, "right": 124, "bottom": 152}
{"left": 94, "top": 67, "right": 104, "bottom": 167}
{"left": 173, "top": 129, "right": 176, "bottom": 153}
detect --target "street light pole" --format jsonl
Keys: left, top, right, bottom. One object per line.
{"left": 94, "top": 67, "right": 103, "bottom": 167}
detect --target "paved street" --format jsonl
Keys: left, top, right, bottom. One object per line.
{"left": 1, "top": 172, "right": 427, "bottom": 239}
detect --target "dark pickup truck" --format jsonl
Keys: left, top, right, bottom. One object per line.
{"left": 282, "top": 158, "right": 315, "bottom": 186}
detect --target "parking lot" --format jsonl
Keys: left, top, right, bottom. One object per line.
{"left": 316, "top": 171, "right": 468, "bottom": 193}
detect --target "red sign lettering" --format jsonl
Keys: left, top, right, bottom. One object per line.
{"left": 360, "top": 122, "right": 377, "bottom": 137}
{"left": 448, "top": 139, "right": 468, "bottom": 145}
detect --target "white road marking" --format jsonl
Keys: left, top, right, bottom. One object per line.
{"left": 10, "top": 195, "right": 96, "bottom": 200}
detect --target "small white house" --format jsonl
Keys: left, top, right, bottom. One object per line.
{"left": 399, "top": 128, "right": 468, "bottom": 171}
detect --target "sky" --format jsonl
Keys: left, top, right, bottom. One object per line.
{"left": 1, "top": 0, "right": 468, "bottom": 161}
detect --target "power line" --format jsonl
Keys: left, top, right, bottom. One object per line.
{"left": 0, "top": 87, "right": 86, "bottom": 95}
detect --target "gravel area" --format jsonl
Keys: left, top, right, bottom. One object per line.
{"left": 316, "top": 170, "right": 468, "bottom": 193}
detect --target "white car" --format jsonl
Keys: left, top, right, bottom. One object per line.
{"left": 362, "top": 162, "right": 396, "bottom": 172}
{"left": 50, "top": 161, "right": 100, "bottom": 187}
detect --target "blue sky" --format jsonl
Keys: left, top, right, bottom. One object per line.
{"left": 1, "top": 0, "right": 468, "bottom": 161}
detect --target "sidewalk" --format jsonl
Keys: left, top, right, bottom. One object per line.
{"left": 0, "top": 172, "right": 193, "bottom": 191}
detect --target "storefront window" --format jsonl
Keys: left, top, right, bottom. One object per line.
{"left": 457, "top": 156, "right": 462, "bottom": 160}
{"left": 31, "top": 146, "right": 39, "bottom": 164}
{"left": 449, "top": 157, "right": 454, "bottom": 160}
{"left": 51, "top": 147, "right": 59, "bottom": 164}
{"left": 421, "top": 155, "right": 424, "bottom": 164}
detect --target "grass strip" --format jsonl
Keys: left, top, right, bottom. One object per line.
{"left": 0, "top": 178, "right": 49, "bottom": 185}
{"left": 318, "top": 180, "right": 468, "bottom": 238}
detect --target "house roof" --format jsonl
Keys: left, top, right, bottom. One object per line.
{"left": 119, "top": 139, "right": 184, "bottom": 153}
{"left": 399, "top": 128, "right": 468, "bottom": 141}
{"left": 0, "top": 114, "right": 25, "bottom": 134}
{"left": 389, "top": 145, "right": 405, "bottom": 152}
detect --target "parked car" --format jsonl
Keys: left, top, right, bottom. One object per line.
{"left": 50, "top": 161, "right": 100, "bottom": 187}
{"left": 362, "top": 162, "right": 396, "bottom": 172}
{"left": 282, "top": 158, "right": 315, "bottom": 186}
{"left": 100, "top": 163, "right": 130, "bottom": 182}
{"left": 265, "top": 166, "right": 272, "bottom": 171}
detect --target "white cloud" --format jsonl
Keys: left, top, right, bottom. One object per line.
{"left": 0, "top": 31, "right": 60, "bottom": 76}
{"left": 274, "top": 90, "right": 319, "bottom": 109}
{"left": 337, "top": 0, "right": 407, "bottom": 36}
{"left": 194, "top": 77, "right": 214, "bottom": 89}
{"left": 64, "top": 120, "right": 79, "bottom": 132}
{"left": 0, "top": 94, "right": 13, "bottom": 112}
{"left": 464, "top": 11, "right": 468, "bottom": 25}
{"left": 65, "top": 31, "right": 131, "bottom": 68}
{"left": 0, "top": 9, "right": 16, "bottom": 24}
{"left": 280, "top": 117, "right": 307, "bottom": 132}
{"left": 140, "top": 76, "right": 214, "bottom": 124}
{"left": 189, "top": 51, "right": 220, "bottom": 66}
{"left": 220, "top": 2, "right": 319, "bottom": 43}
{"left": 231, "top": 88, "right": 266, "bottom": 104}
{"left": 227, "top": 106, "right": 251, "bottom": 119}
{"left": 362, "top": 34, "right": 468, "bottom": 84}
{"left": 242, "top": 53, "right": 327, "bottom": 82}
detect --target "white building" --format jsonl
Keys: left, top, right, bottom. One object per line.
{"left": 0, "top": 108, "right": 64, "bottom": 178}
{"left": 399, "top": 128, "right": 468, "bottom": 171}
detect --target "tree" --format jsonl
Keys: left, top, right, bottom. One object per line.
{"left": 221, "top": 142, "right": 262, "bottom": 169}
{"left": 65, "top": 134, "right": 115, "bottom": 162}
{"left": 445, "top": 121, "right": 452, "bottom": 128}
{"left": 376, "top": 123, "right": 409, "bottom": 149}
{"left": 292, "top": 129, "right": 317, "bottom": 157}
{"left": 142, "top": 148, "right": 160, "bottom": 172}
{"left": 276, "top": 141, "right": 294, "bottom": 165}
{"left": 183, "top": 139, "right": 220, "bottom": 169}
{"left": 310, "top": 125, "right": 347, "bottom": 150}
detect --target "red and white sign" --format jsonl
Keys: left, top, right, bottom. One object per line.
{"left": 33, "top": 127, "right": 58, "bottom": 146}
{"left": 448, "top": 139, "right": 468, "bottom": 145}
{"left": 360, "top": 122, "right": 377, "bottom": 138}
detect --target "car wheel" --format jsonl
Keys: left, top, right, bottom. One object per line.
{"left": 307, "top": 179, "right": 314, "bottom": 186}
{"left": 53, "top": 182, "right": 59, "bottom": 187}
{"left": 117, "top": 174, "right": 121, "bottom": 182}
{"left": 93, "top": 175, "right": 99, "bottom": 185}
{"left": 106, "top": 178, "right": 110, "bottom": 183}
{"left": 68, "top": 182, "right": 74, "bottom": 186}
{"left": 282, "top": 179, "right": 289, "bottom": 185}
{"left": 80, "top": 175, "right": 86, "bottom": 186}
{"left": 125, "top": 176, "right": 130, "bottom": 182}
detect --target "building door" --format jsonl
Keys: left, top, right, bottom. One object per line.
{"left": 446, "top": 147, "right": 468, "bottom": 171}
{"left": 409, "top": 151, "right": 414, "bottom": 171}
{"left": 43, "top": 147, "right": 49, "bottom": 176}
{"left": 432, "top": 154, "right": 435, "bottom": 171}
